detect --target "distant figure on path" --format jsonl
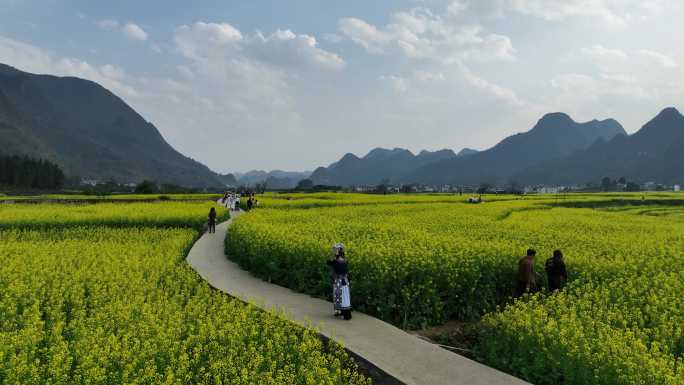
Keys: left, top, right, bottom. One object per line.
{"left": 327, "top": 243, "right": 352, "bottom": 320}
{"left": 545, "top": 249, "right": 568, "bottom": 292}
{"left": 234, "top": 195, "right": 241, "bottom": 211}
{"left": 208, "top": 207, "right": 217, "bottom": 234}
{"left": 515, "top": 249, "right": 537, "bottom": 297}
{"left": 247, "top": 197, "right": 253, "bottom": 211}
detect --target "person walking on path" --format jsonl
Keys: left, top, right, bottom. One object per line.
{"left": 247, "top": 197, "right": 253, "bottom": 211}
{"left": 515, "top": 249, "right": 537, "bottom": 298}
{"left": 545, "top": 249, "right": 568, "bottom": 292}
{"left": 327, "top": 243, "right": 352, "bottom": 320}
{"left": 207, "top": 207, "right": 217, "bottom": 234}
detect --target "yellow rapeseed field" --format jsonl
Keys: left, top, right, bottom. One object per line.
{"left": 0, "top": 201, "right": 370, "bottom": 385}
{"left": 229, "top": 192, "right": 684, "bottom": 385}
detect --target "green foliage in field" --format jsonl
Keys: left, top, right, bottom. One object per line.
{"left": 0, "top": 193, "right": 222, "bottom": 202}
{"left": 0, "top": 202, "right": 228, "bottom": 230}
{"left": 0, "top": 203, "right": 369, "bottom": 385}
{"left": 226, "top": 192, "right": 684, "bottom": 384}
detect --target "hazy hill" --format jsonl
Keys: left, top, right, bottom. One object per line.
{"left": 217, "top": 173, "right": 239, "bottom": 186}
{"left": 407, "top": 113, "right": 626, "bottom": 185}
{"left": 515, "top": 107, "right": 684, "bottom": 184}
{"left": 310, "top": 147, "right": 470, "bottom": 186}
{"left": 235, "top": 170, "right": 311, "bottom": 187}
{"left": 0, "top": 63, "right": 223, "bottom": 187}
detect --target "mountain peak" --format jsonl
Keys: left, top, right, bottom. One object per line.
{"left": 418, "top": 149, "right": 455, "bottom": 156}
{"left": 457, "top": 148, "right": 478, "bottom": 157}
{"left": 364, "top": 147, "right": 412, "bottom": 160}
{"left": 635, "top": 107, "right": 684, "bottom": 140}
{"left": 655, "top": 107, "right": 683, "bottom": 120}
{"left": 538, "top": 112, "right": 575, "bottom": 125}
{"left": 340, "top": 153, "right": 360, "bottom": 162}
{"left": 0, "top": 63, "right": 222, "bottom": 187}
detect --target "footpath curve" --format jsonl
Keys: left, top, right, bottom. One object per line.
{"left": 187, "top": 211, "right": 530, "bottom": 385}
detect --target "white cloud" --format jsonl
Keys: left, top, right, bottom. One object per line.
{"left": 175, "top": 22, "right": 344, "bottom": 71}
{"left": 502, "top": 0, "right": 673, "bottom": 26}
{"left": 581, "top": 45, "right": 678, "bottom": 72}
{"left": 581, "top": 45, "right": 628, "bottom": 61}
{"left": 551, "top": 73, "right": 598, "bottom": 93}
{"left": 338, "top": 18, "right": 390, "bottom": 53}
{"left": 322, "top": 33, "right": 343, "bottom": 43}
{"left": 635, "top": 49, "right": 677, "bottom": 68}
{"left": 122, "top": 23, "right": 148, "bottom": 42}
{"left": 0, "top": 35, "right": 138, "bottom": 98}
{"left": 338, "top": 8, "right": 515, "bottom": 63}
{"left": 97, "top": 20, "right": 148, "bottom": 42}
{"left": 458, "top": 64, "right": 524, "bottom": 105}
{"left": 380, "top": 74, "right": 409, "bottom": 93}
{"left": 547, "top": 42, "right": 684, "bottom": 126}
{"left": 448, "top": 0, "right": 469, "bottom": 16}
{"left": 379, "top": 65, "right": 523, "bottom": 106}
{"left": 250, "top": 29, "right": 345, "bottom": 70}
{"left": 97, "top": 19, "right": 119, "bottom": 31}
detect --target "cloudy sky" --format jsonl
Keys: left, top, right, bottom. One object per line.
{"left": 1, "top": 0, "right": 683, "bottom": 172}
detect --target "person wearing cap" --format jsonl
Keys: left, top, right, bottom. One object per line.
{"left": 515, "top": 248, "right": 538, "bottom": 298}
{"left": 326, "top": 243, "right": 352, "bottom": 320}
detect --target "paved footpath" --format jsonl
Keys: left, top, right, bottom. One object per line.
{"left": 187, "top": 211, "right": 531, "bottom": 385}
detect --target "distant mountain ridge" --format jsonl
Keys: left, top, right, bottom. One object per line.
{"left": 310, "top": 147, "right": 475, "bottom": 186}
{"left": 407, "top": 112, "right": 627, "bottom": 185}
{"left": 5, "top": 63, "right": 681, "bottom": 189}
{"left": 515, "top": 107, "right": 684, "bottom": 185}
{"left": 0, "top": 63, "right": 223, "bottom": 187}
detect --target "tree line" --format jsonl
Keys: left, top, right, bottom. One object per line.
{"left": 0, "top": 154, "right": 65, "bottom": 189}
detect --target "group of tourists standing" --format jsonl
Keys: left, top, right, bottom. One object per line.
{"left": 515, "top": 248, "right": 568, "bottom": 297}
{"left": 221, "top": 192, "right": 241, "bottom": 211}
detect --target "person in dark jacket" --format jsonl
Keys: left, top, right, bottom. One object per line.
{"left": 208, "top": 207, "right": 217, "bottom": 234}
{"left": 515, "top": 249, "right": 537, "bottom": 297}
{"left": 327, "top": 243, "right": 352, "bottom": 320}
{"left": 545, "top": 249, "right": 568, "bottom": 292}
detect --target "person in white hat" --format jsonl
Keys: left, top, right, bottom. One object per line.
{"left": 327, "top": 243, "right": 352, "bottom": 320}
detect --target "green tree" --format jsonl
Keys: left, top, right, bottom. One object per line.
{"left": 135, "top": 180, "right": 159, "bottom": 194}
{"left": 296, "top": 179, "right": 314, "bottom": 190}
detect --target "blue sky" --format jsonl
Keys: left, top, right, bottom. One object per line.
{"left": 1, "top": 0, "right": 683, "bottom": 172}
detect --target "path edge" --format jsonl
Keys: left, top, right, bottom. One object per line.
{"left": 188, "top": 217, "right": 407, "bottom": 385}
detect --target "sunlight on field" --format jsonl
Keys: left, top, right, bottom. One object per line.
{"left": 229, "top": 192, "right": 684, "bottom": 385}
{"left": 0, "top": 201, "right": 369, "bottom": 385}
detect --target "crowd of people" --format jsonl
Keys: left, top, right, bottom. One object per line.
{"left": 207, "top": 192, "right": 260, "bottom": 234}
{"left": 217, "top": 191, "right": 260, "bottom": 212}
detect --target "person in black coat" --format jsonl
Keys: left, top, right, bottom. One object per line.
{"left": 207, "top": 207, "right": 217, "bottom": 234}
{"left": 545, "top": 249, "right": 568, "bottom": 292}
{"left": 327, "top": 244, "right": 352, "bottom": 320}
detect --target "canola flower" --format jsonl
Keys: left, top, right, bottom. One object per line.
{"left": 0, "top": 201, "right": 228, "bottom": 230}
{"left": 227, "top": 193, "right": 684, "bottom": 384}
{"left": 0, "top": 203, "right": 370, "bottom": 385}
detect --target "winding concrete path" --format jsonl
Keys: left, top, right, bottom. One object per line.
{"left": 187, "top": 211, "right": 530, "bottom": 385}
